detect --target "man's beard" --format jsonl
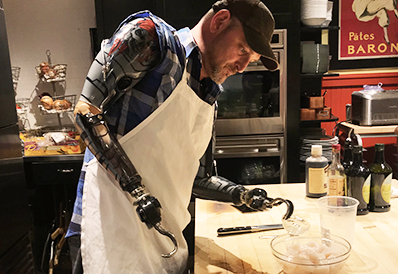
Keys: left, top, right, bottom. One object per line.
{"left": 209, "top": 65, "right": 224, "bottom": 84}
{"left": 206, "top": 56, "right": 235, "bottom": 85}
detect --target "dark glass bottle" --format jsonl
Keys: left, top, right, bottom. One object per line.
{"left": 369, "top": 143, "right": 392, "bottom": 212}
{"left": 342, "top": 140, "right": 353, "bottom": 171}
{"left": 346, "top": 145, "right": 370, "bottom": 215}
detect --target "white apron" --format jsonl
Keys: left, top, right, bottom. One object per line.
{"left": 81, "top": 68, "right": 215, "bottom": 274}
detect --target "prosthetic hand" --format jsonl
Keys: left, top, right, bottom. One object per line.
{"left": 193, "top": 176, "right": 293, "bottom": 220}
{"left": 75, "top": 102, "right": 177, "bottom": 258}
{"left": 242, "top": 187, "right": 293, "bottom": 220}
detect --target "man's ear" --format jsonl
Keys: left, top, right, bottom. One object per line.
{"left": 209, "top": 9, "right": 231, "bottom": 34}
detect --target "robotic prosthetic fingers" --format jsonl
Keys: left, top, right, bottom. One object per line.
{"left": 75, "top": 112, "right": 178, "bottom": 258}
{"left": 193, "top": 176, "right": 294, "bottom": 220}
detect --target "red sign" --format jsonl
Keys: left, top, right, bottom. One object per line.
{"left": 339, "top": 0, "right": 398, "bottom": 60}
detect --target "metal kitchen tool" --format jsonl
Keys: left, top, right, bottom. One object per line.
{"left": 217, "top": 224, "right": 284, "bottom": 236}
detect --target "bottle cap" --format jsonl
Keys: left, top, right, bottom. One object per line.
{"left": 375, "top": 143, "right": 384, "bottom": 151}
{"left": 332, "top": 144, "right": 341, "bottom": 150}
{"left": 352, "top": 145, "right": 362, "bottom": 154}
{"left": 311, "top": 145, "right": 323, "bottom": 156}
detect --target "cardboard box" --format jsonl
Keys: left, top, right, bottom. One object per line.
{"left": 300, "top": 108, "right": 316, "bottom": 120}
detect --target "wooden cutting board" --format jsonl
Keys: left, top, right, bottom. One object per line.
{"left": 195, "top": 181, "right": 398, "bottom": 274}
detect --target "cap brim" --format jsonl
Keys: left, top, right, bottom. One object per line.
{"left": 260, "top": 56, "right": 279, "bottom": 71}
{"left": 243, "top": 26, "right": 279, "bottom": 71}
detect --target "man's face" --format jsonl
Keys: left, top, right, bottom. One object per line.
{"left": 202, "top": 19, "right": 261, "bottom": 84}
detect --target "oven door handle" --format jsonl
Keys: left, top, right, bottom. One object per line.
{"left": 216, "top": 144, "right": 277, "bottom": 150}
{"left": 214, "top": 143, "right": 280, "bottom": 158}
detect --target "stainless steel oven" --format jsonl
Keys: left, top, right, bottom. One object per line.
{"left": 214, "top": 29, "right": 287, "bottom": 184}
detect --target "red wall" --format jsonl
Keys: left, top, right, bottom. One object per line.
{"left": 321, "top": 71, "right": 398, "bottom": 144}
{"left": 320, "top": 71, "right": 398, "bottom": 176}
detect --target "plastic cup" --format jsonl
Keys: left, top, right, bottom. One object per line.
{"left": 317, "top": 196, "right": 359, "bottom": 247}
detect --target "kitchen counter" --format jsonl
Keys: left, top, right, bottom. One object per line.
{"left": 23, "top": 153, "right": 84, "bottom": 162}
{"left": 338, "top": 122, "right": 398, "bottom": 135}
{"left": 195, "top": 182, "right": 398, "bottom": 274}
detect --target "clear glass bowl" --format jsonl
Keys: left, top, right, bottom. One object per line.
{"left": 270, "top": 232, "right": 351, "bottom": 274}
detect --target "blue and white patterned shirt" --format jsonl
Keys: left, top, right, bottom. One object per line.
{"left": 66, "top": 11, "right": 221, "bottom": 238}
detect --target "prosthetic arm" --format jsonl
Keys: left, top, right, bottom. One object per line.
{"left": 193, "top": 132, "right": 293, "bottom": 220}
{"left": 75, "top": 109, "right": 177, "bottom": 258}
{"left": 74, "top": 17, "right": 177, "bottom": 258}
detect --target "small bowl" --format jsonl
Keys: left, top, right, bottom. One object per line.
{"left": 270, "top": 232, "right": 351, "bottom": 274}
{"left": 301, "top": 18, "right": 326, "bottom": 27}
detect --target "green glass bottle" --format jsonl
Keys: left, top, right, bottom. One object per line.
{"left": 342, "top": 140, "right": 353, "bottom": 171}
{"left": 346, "top": 145, "right": 370, "bottom": 215}
{"left": 369, "top": 143, "right": 392, "bottom": 212}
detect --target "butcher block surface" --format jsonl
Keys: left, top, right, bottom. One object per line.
{"left": 195, "top": 182, "right": 398, "bottom": 274}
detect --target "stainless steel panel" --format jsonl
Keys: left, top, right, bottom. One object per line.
{"left": 214, "top": 135, "right": 286, "bottom": 183}
{"left": 215, "top": 117, "right": 283, "bottom": 136}
{"left": 352, "top": 89, "right": 398, "bottom": 126}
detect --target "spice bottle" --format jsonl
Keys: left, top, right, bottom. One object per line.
{"left": 326, "top": 144, "right": 346, "bottom": 196}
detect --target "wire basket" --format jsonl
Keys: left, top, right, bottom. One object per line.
{"left": 16, "top": 98, "right": 30, "bottom": 115}
{"left": 12, "top": 66, "right": 21, "bottom": 82}
{"left": 39, "top": 94, "right": 76, "bottom": 114}
{"left": 35, "top": 64, "right": 67, "bottom": 83}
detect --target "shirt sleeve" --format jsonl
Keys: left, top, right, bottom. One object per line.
{"left": 79, "top": 17, "right": 161, "bottom": 109}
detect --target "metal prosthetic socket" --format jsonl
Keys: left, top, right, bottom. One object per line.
{"left": 75, "top": 112, "right": 178, "bottom": 258}
{"left": 193, "top": 176, "right": 294, "bottom": 220}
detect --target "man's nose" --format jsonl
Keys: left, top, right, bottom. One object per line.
{"left": 236, "top": 56, "right": 251, "bottom": 73}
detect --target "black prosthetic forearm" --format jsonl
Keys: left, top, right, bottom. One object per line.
{"left": 193, "top": 176, "right": 246, "bottom": 206}
{"left": 193, "top": 139, "right": 293, "bottom": 219}
{"left": 76, "top": 114, "right": 142, "bottom": 192}
{"left": 75, "top": 113, "right": 163, "bottom": 226}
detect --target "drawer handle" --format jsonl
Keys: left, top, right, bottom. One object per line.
{"left": 57, "top": 168, "right": 74, "bottom": 173}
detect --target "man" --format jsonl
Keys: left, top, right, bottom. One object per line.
{"left": 66, "top": 0, "right": 281, "bottom": 273}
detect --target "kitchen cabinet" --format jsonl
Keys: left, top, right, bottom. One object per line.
{"left": 0, "top": 1, "right": 35, "bottom": 272}
{"left": 24, "top": 155, "right": 83, "bottom": 273}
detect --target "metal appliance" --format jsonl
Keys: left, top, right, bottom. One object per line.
{"left": 214, "top": 29, "right": 287, "bottom": 184}
{"left": 351, "top": 89, "right": 398, "bottom": 126}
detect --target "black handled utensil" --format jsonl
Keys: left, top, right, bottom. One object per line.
{"left": 217, "top": 224, "right": 283, "bottom": 236}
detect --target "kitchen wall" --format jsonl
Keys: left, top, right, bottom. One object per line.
{"left": 3, "top": 0, "right": 96, "bottom": 129}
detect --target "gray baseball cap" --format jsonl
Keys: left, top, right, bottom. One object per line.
{"left": 212, "top": 0, "right": 279, "bottom": 71}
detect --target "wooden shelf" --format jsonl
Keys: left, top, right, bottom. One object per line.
{"left": 339, "top": 122, "right": 397, "bottom": 134}
{"left": 301, "top": 73, "right": 339, "bottom": 78}
{"left": 300, "top": 114, "right": 339, "bottom": 123}
{"left": 300, "top": 25, "right": 340, "bottom": 31}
